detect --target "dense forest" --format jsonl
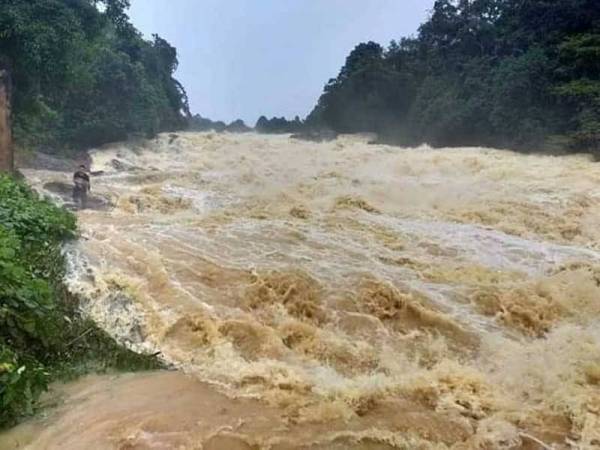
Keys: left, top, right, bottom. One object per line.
{"left": 307, "top": 0, "right": 600, "bottom": 153}
{"left": 0, "top": 0, "right": 189, "bottom": 153}
{"left": 255, "top": 115, "right": 304, "bottom": 134}
{"left": 189, "top": 114, "right": 252, "bottom": 133}
{"left": 3, "top": 0, "right": 599, "bottom": 154}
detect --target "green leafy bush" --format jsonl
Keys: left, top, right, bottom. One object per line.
{"left": 0, "top": 176, "right": 74, "bottom": 425}
{"left": 0, "top": 175, "right": 159, "bottom": 428}
{"left": 0, "top": 346, "right": 48, "bottom": 424}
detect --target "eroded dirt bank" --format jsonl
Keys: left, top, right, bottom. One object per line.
{"left": 6, "top": 132, "right": 600, "bottom": 449}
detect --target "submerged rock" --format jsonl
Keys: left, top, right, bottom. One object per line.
{"left": 42, "top": 181, "right": 112, "bottom": 211}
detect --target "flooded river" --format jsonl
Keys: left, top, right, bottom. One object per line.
{"left": 4, "top": 132, "right": 600, "bottom": 449}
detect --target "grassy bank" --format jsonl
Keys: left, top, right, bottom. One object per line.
{"left": 0, "top": 175, "right": 160, "bottom": 428}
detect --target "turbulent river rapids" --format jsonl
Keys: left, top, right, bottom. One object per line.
{"left": 4, "top": 132, "right": 600, "bottom": 449}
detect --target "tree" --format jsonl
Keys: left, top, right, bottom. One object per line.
{"left": 0, "top": 58, "right": 12, "bottom": 172}
{"left": 307, "top": 0, "right": 600, "bottom": 153}
{"left": 255, "top": 115, "right": 304, "bottom": 134}
{"left": 554, "top": 33, "right": 600, "bottom": 152}
{"left": 0, "top": 0, "right": 188, "bottom": 153}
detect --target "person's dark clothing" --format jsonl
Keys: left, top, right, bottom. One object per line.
{"left": 74, "top": 170, "right": 90, "bottom": 185}
{"left": 73, "top": 170, "right": 90, "bottom": 209}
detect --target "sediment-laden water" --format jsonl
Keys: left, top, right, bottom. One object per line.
{"left": 6, "top": 132, "right": 600, "bottom": 449}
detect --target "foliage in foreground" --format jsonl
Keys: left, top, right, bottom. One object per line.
{"left": 0, "top": 175, "right": 159, "bottom": 428}
{"left": 307, "top": 0, "right": 600, "bottom": 154}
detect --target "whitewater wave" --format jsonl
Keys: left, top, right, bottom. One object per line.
{"left": 11, "top": 132, "right": 600, "bottom": 449}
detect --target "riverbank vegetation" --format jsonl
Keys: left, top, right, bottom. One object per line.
{"left": 189, "top": 114, "right": 252, "bottom": 133}
{"left": 255, "top": 116, "right": 304, "bottom": 134}
{"left": 0, "top": 175, "right": 159, "bottom": 428}
{"left": 0, "top": 0, "right": 189, "bottom": 154}
{"left": 307, "top": 0, "right": 600, "bottom": 154}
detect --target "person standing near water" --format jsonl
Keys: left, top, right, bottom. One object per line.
{"left": 73, "top": 164, "right": 90, "bottom": 209}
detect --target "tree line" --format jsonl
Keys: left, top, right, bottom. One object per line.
{"left": 188, "top": 114, "right": 253, "bottom": 133}
{"left": 255, "top": 115, "right": 304, "bottom": 134}
{"left": 306, "top": 0, "right": 600, "bottom": 154}
{"left": 3, "top": 0, "right": 598, "bottom": 154}
{"left": 0, "top": 0, "right": 189, "bottom": 154}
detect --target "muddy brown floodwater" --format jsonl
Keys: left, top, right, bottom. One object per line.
{"left": 3, "top": 132, "right": 600, "bottom": 449}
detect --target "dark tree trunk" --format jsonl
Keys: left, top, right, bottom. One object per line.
{"left": 0, "top": 60, "right": 13, "bottom": 174}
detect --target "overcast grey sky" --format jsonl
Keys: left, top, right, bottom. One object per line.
{"left": 129, "top": 1, "right": 433, "bottom": 125}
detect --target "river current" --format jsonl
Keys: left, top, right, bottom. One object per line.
{"left": 4, "top": 132, "right": 600, "bottom": 449}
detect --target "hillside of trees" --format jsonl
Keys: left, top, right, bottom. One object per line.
{"left": 307, "top": 0, "right": 600, "bottom": 154}
{"left": 0, "top": 0, "right": 189, "bottom": 154}
{"left": 255, "top": 115, "right": 304, "bottom": 134}
{"left": 189, "top": 114, "right": 252, "bottom": 133}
